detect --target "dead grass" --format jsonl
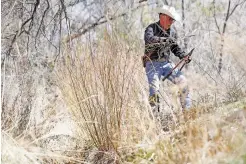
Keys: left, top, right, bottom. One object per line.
{"left": 2, "top": 23, "right": 246, "bottom": 164}
{"left": 56, "top": 29, "right": 159, "bottom": 163}
{"left": 55, "top": 27, "right": 246, "bottom": 163}
{"left": 122, "top": 100, "right": 246, "bottom": 164}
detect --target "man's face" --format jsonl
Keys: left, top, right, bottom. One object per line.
{"left": 159, "top": 14, "right": 175, "bottom": 30}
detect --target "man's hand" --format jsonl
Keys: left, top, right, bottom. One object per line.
{"left": 180, "top": 48, "right": 195, "bottom": 63}
{"left": 183, "top": 55, "right": 192, "bottom": 63}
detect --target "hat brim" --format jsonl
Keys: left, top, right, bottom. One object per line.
{"left": 156, "top": 8, "right": 181, "bottom": 22}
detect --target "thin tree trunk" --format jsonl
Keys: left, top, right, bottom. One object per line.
{"left": 182, "top": 0, "right": 188, "bottom": 69}
{"left": 182, "top": 0, "right": 187, "bottom": 50}
{"left": 217, "top": 0, "right": 244, "bottom": 74}
{"left": 163, "top": 0, "right": 169, "bottom": 5}
{"left": 218, "top": 0, "right": 231, "bottom": 74}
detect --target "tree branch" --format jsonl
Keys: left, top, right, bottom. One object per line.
{"left": 35, "top": 0, "right": 50, "bottom": 48}
{"left": 35, "top": 0, "right": 50, "bottom": 39}
{"left": 212, "top": 0, "right": 221, "bottom": 34}
{"left": 228, "top": 0, "right": 245, "bottom": 17}
{"left": 6, "top": 0, "right": 40, "bottom": 56}
{"left": 60, "top": 0, "right": 72, "bottom": 43}
{"left": 222, "top": 0, "right": 231, "bottom": 34}
{"left": 65, "top": 4, "right": 147, "bottom": 42}
{"left": 19, "top": 0, "right": 40, "bottom": 36}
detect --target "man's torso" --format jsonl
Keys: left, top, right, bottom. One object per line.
{"left": 144, "top": 22, "right": 177, "bottom": 60}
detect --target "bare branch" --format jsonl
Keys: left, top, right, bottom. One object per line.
{"left": 212, "top": 0, "right": 221, "bottom": 34}
{"left": 222, "top": 0, "right": 231, "bottom": 34}
{"left": 19, "top": 0, "right": 40, "bottom": 36}
{"left": 65, "top": 3, "right": 147, "bottom": 42}
{"left": 228, "top": 0, "right": 246, "bottom": 17}
{"left": 60, "top": 0, "right": 72, "bottom": 43}
{"left": 35, "top": 0, "right": 50, "bottom": 48}
{"left": 35, "top": 0, "right": 50, "bottom": 39}
{"left": 65, "top": 13, "right": 125, "bottom": 42}
{"left": 54, "top": 5, "right": 63, "bottom": 63}
{"left": 6, "top": 0, "right": 40, "bottom": 56}
{"left": 163, "top": 0, "right": 169, "bottom": 5}
{"left": 139, "top": 0, "right": 147, "bottom": 3}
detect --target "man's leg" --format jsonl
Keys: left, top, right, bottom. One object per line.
{"left": 162, "top": 62, "right": 191, "bottom": 110}
{"left": 145, "top": 62, "right": 162, "bottom": 107}
{"left": 174, "top": 75, "right": 191, "bottom": 110}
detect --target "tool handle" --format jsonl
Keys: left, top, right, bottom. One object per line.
{"left": 179, "top": 63, "right": 186, "bottom": 71}
{"left": 179, "top": 48, "right": 195, "bottom": 71}
{"left": 162, "top": 48, "right": 195, "bottom": 81}
{"left": 162, "top": 60, "right": 184, "bottom": 81}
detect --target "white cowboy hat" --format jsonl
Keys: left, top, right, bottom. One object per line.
{"left": 156, "top": 5, "right": 181, "bottom": 22}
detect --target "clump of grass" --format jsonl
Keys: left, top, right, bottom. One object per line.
{"left": 56, "top": 29, "right": 159, "bottom": 162}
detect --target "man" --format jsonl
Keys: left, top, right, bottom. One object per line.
{"left": 143, "top": 5, "right": 191, "bottom": 110}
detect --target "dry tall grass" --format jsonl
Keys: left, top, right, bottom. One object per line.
{"left": 56, "top": 29, "right": 160, "bottom": 162}
{"left": 2, "top": 1, "right": 246, "bottom": 164}
{"left": 55, "top": 27, "right": 246, "bottom": 163}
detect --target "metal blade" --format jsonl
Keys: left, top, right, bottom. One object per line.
{"left": 187, "top": 48, "right": 195, "bottom": 56}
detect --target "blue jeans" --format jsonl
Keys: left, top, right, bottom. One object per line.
{"left": 145, "top": 61, "right": 191, "bottom": 109}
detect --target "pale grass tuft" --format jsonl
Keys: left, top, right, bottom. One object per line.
{"left": 1, "top": 130, "right": 88, "bottom": 164}
{"left": 56, "top": 29, "right": 158, "bottom": 162}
